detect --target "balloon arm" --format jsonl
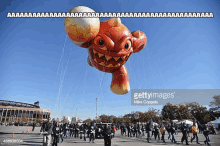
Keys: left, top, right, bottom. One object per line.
{"left": 132, "top": 31, "right": 147, "bottom": 53}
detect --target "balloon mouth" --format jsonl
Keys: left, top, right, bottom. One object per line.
{"left": 89, "top": 48, "right": 131, "bottom": 68}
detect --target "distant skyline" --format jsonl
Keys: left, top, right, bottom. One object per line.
{"left": 1, "top": 0, "right": 220, "bottom": 121}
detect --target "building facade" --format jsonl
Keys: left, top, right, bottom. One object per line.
{"left": 0, "top": 100, "right": 50, "bottom": 123}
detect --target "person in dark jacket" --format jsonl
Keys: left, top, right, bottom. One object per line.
{"left": 102, "top": 124, "right": 112, "bottom": 146}
{"left": 181, "top": 122, "right": 189, "bottom": 145}
{"left": 137, "top": 124, "right": 140, "bottom": 137}
{"left": 170, "top": 124, "right": 177, "bottom": 143}
{"left": 175, "top": 124, "right": 178, "bottom": 134}
{"left": 52, "top": 122, "right": 59, "bottom": 146}
{"left": 43, "top": 119, "right": 53, "bottom": 146}
{"left": 75, "top": 123, "right": 79, "bottom": 138}
{"left": 127, "top": 125, "right": 130, "bottom": 137}
{"left": 69, "top": 124, "right": 73, "bottom": 137}
{"left": 83, "top": 123, "right": 87, "bottom": 141}
{"left": 121, "top": 125, "right": 125, "bottom": 136}
{"left": 141, "top": 125, "right": 145, "bottom": 136}
{"left": 198, "top": 121, "right": 203, "bottom": 134}
{"left": 166, "top": 123, "right": 171, "bottom": 141}
{"left": 89, "top": 125, "right": 95, "bottom": 143}
{"left": 145, "top": 121, "right": 151, "bottom": 143}
{"left": 41, "top": 121, "right": 47, "bottom": 133}
{"left": 59, "top": 124, "right": 64, "bottom": 143}
{"left": 203, "top": 124, "right": 211, "bottom": 145}
{"left": 154, "top": 124, "right": 160, "bottom": 140}
{"left": 32, "top": 122, "right": 36, "bottom": 131}
{"left": 123, "top": 125, "right": 126, "bottom": 136}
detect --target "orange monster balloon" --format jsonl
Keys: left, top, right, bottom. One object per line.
{"left": 65, "top": 6, "right": 147, "bottom": 95}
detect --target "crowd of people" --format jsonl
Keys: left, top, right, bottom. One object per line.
{"left": 119, "top": 120, "right": 214, "bottom": 145}
{"left": 38, "top": 118, "right": 117, "bottom": 146}
{"left": 35, "top": 118, "right": 218, "bottom": 146}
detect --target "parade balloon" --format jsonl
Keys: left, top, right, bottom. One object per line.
{"left": 65, "top": 6, "right": 147, "bottom": 95}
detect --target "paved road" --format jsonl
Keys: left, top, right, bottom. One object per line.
{"left": 0, "top": 126, "right": 219, "bottom": 146}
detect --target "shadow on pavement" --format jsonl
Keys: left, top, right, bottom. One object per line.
{"left": 23, "top": 141, "right": 42, "bottom": 143}
{"left": 21, "top": 144, "right": 41, "bottom": 146}
{"left": 0, "top": 132, "right": 40, "bottom": 135}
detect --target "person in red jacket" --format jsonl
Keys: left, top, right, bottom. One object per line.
{"left": 112, "top": 125, "right": 117, "bottom": 137}
{"left": 191, "top": 122, "right": 200, "bottom": 144}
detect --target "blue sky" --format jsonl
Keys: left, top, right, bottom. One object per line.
{"left": 0, "top": 0, "right": 220, "bottom": 120}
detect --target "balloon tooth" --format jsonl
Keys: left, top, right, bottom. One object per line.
{"left": 121, "top": 56, "right": 126, "bottom": 60}
{"left": 113, "top": 57, "right": 120, "bottom": 61}
{"left": 93, "top": 50, "right": 97, "bottom": 54}
{"left": 106, "top": 64, "right": 114, "bottom": 67}
{"left": 100, "top": 46, "right": 107, "bottom": 51}
{"left": 98, "top": 53, "right": 104, "bottom": 58}
{"left": 94, "top": 59, "right": 98, "bottom": 63}
{"left": 99, "top": 62, "right": 105, "bottom": 66}
{"left": 105, "top": 55, "right": 112, "bottom": 61}
{"left": 115, "top": 63, "right": 121, "bottom": 67}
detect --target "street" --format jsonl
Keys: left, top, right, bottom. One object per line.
{"left": 0, "top": 126, "right": 219, "bottom": 146}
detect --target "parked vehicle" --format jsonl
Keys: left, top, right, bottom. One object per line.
{"left": 9, "top": 122, "right": 15, "bottom": 126}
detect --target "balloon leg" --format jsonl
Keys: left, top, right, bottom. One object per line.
{"left": 110, "top": 65, "right": 130, "bottom": 95}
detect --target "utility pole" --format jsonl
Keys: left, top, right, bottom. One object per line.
{"left": 96, "top": 98, "right": 98, "bottom": 124}
{"left": 76, "top": 109, "right": 77, "bottom": 123}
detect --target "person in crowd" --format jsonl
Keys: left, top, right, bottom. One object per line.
{"left": 102, "top": 124, "right": 112, "bottom": 146}
{"left": 59, "top": 123, "right": 64, "bottom": 143}
{"left": 133, "top": 124, "right": 137, "bottom": 137}
{"left": 130, "top": 125, "right": 134, "bottom": 137}
{"left": 175, "top": 124, "right": 178, "bottom": 135}
{"left": 89, "top": 124, "right": 95, "bottom": 143}
{"left": 121, "top": 125, "right": 124, "bottom": 136}
{"left": 112, "top": 125, "right": 117, "bottom": 138}
{"left": 210, "top": 125, "right": 217, "bottom": 134}
{"left": 191, "top": 122, "right": 200, "bottom": 144}
{"left": 145, "top": 121, "right": 151, "bottom": 143}
{"left": 203, "top": 124, "right": 211, "bottom": 145}
{"left": 166, "top": 123, "right": 171, "bottom": 141}
{"left": 181, "top": 122, "right": 189, "bottom": 145}
{"left": 151, "top": 124, "right": 155, "bottom": 138}
{"left": 141, "top": 124, "right": 145, "bottom": 136}
{"left": 40, "top": 121, "right": 47, "bottom": 133}
{"left": 127, "top": 124, "right": 131, "bottom": 137}
{"left": 75, "top": 123, "right": 79, "bottom": 138}
{"left": 154, "top": 124, "right": 160, "bottom": 140}
{"left": 170, "top": 123, "right": 177, "bottom": 143}
{"left": 137, "top": 124, "right": 141, "bottom": 137}
{"left": 69, "top": 124, "right": 73, "bottom": 137}
{"left": 43, "top": 118, "right": 53, "bottom": 146}
{"left": 84, "top": 123, "right": 87, "bottom": 141}
{"left": 123, "top": 125, "right": 126, "bottom": 136}
{"left": 160, "top": 124, "right": 166, "bottom": 143}
{"left": 32, "top": 122, "right": 36, "bottom": 131}
{"left": 79, "top": 124, "right": 83, "bottom": 139}
{"left": 52, "top": 122, "right": 59, "bottom": 146}
{"left": 63, "top": 123, "right": 66, "bottom": 137}
{"left": 198, "top": 121, "right": 203, "bottom": 134}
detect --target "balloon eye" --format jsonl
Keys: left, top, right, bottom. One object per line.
{"left": 124, "top": 43, "right": 129, "bottom": 49}
{"left": 99, "top": 40, "right": 104, "bottom": 46}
